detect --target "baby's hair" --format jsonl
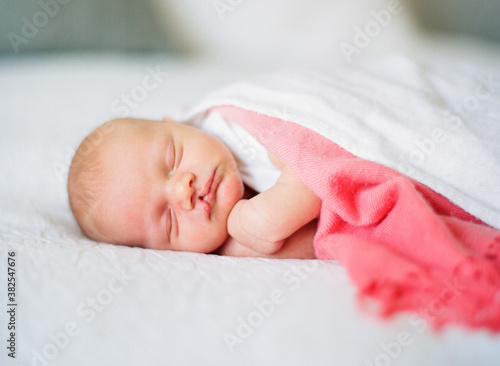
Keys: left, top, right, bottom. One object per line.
{"left": 67, "top": 120, "right": 119, "bottom": 240}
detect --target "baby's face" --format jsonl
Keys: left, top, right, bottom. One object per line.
{"left": 92, "top": 119, "right": 244, "bottom": 252}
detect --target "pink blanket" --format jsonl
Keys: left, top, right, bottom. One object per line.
{"left": 216, "top": 105, "right": 500, "bottom": 332}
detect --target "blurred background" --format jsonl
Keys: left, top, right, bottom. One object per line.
{"left": 1, "top": 0, "right": 499, "bottom": 67}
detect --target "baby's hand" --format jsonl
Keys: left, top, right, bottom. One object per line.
{"left": 227, "top": 165, "right": 321, "bottom": 255}
{"left": 227, "top": 199, "right": 285, "bottom": 254}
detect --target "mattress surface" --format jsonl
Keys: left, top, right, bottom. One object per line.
{"left": 1, "top": 50, "right": 500, "bottom": 365}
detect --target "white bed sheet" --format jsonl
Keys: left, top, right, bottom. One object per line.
{"left": 1, "top": 50, "right": 500, "bottom": 366}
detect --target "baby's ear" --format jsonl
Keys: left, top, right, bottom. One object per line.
{"left": 162, "top": 116, "right": 177, "bottom": 123}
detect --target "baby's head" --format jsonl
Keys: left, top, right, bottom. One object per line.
{"left": 68, "top": 117, "right": 244, "bottom": 252}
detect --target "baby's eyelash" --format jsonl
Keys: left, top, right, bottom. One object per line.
{"left": 170, "top": 207, "right": 177, "bottom": 240}
{"left": 168, "top": 207, "right": 173, "bottom": 238}
{"left": 172, "top": 144, "right": 177, "bottom": 170}
{"left": 175, "top": 146, "right": 183, "bottom": 169}
{"left": 166, "top": 207, "right": 173, "bottom": 242}
{"left": 166, "top": 143, "right": 175, "bottom": 172}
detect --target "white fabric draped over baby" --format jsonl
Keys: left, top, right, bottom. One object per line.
{"left": 186, "top": 111, "right": 281, "bottom": 193}
{"left": 183, "top": 55, "right": 500, "bottom": 229}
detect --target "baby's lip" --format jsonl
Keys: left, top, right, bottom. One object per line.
{"left": 199, "top": 171, "right": 215, "bottom": 216}
{"left": 199, "top": 172, "right": 215, "bottom": 200}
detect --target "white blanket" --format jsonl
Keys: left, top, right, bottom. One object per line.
{"left": 186, "top": 55, "right": 500, "bottom": 228}
{"left": 2, "top": 46, "right": 500, "bottom": 365}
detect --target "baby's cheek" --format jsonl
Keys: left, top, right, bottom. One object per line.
{"left": 218, "top": 175, "right": 244, "bottom": 210}
{"left": 124, "top": 210, "right": 145, "bottom": 231}
{"left": 124, "top": 210, "right": 137, "bottom": 224}
{"left": 192, "top": 221, "right": 228, "bottom": 253}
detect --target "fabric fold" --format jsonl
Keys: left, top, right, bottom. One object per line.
{"left": 213, "top": 105, "right": 500, "bottom": 332}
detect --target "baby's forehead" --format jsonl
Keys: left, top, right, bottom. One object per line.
{"left": 105, "top": 119, "right": 159, "bottom": 143}
{"left": 98, "top": 120, "right": 165, "bottom": 158}
{"left": 92, "top": 119, "right": 175, "bottom": 165}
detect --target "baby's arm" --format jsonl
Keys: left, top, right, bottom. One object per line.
{"left": 227, "top": 164, "right": 321, "bottom": 255}
{"left": 219, "top": 220, "right": 317, "bottom": 259}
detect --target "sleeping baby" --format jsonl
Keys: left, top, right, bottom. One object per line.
{"left": 68, "top": 67, "right": 500, "bottom": 331}
{"left": 67, "top": 114, "right": 320, "bottom": 259}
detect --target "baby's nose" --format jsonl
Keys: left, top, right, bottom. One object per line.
{"left": 168, "top": 172, "right": 195, "bottom": 211}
